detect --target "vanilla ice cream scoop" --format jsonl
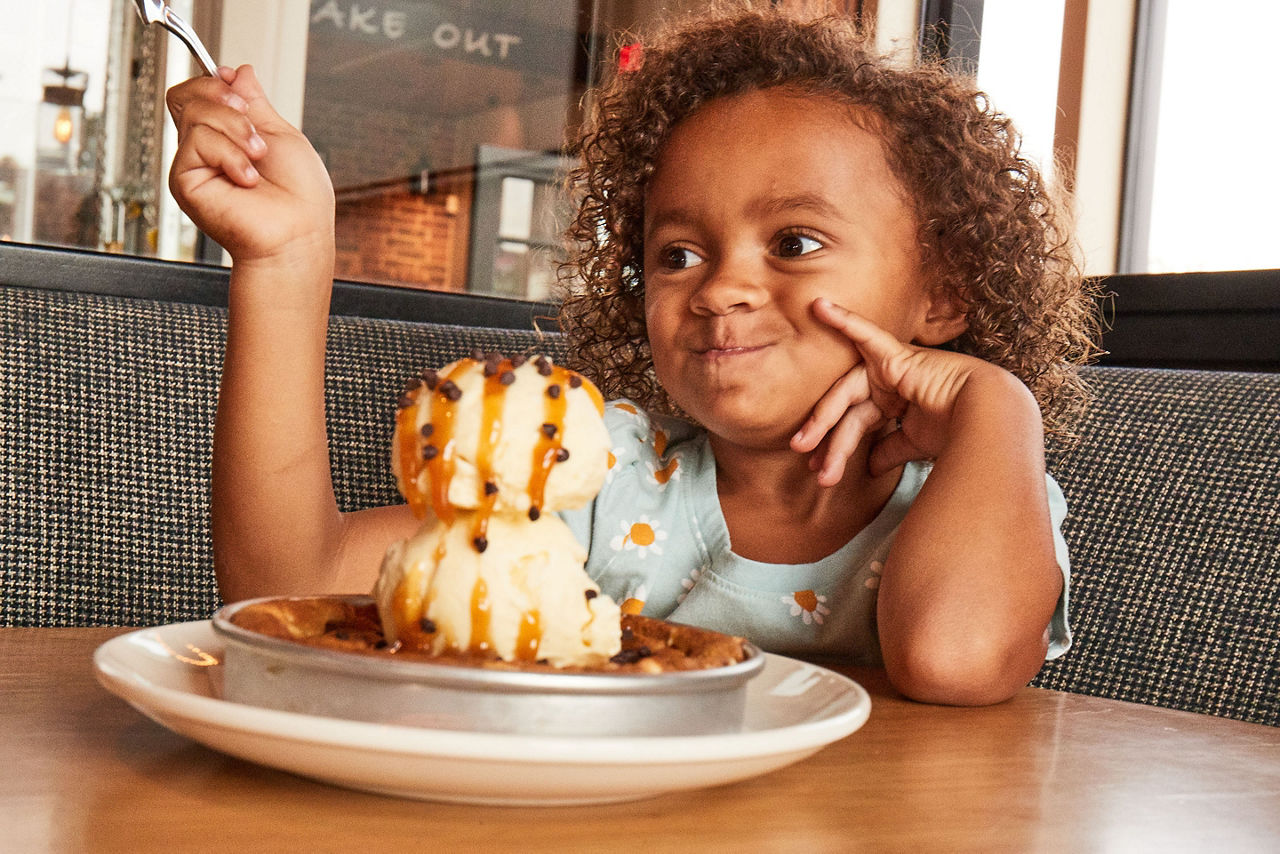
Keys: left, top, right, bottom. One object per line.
{"left": 392, "top": 353, "right": 609, "bottom": 531}
{"left": 375, "top": 511, "right": 622, "bottom": 666}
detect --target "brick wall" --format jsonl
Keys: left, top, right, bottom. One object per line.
{"left": 308, "top": 97, "right": 467, "bottom": 292}
{"left": 333, "top": 188, "right": 465, "bottom": 292}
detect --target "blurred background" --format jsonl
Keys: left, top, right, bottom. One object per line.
{"left": 1, "top": 1, "right": 1275, "bottom": 311}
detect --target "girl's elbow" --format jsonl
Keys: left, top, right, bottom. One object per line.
{"left": 882, "top": 628, "right": 1049, "bottom": 706}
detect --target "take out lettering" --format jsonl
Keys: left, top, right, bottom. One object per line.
{"left": 310, "top": 1, "right": 524, "bottom": 60}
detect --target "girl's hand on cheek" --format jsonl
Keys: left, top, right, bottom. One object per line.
{"left": 793, "top": 298, "right": 985, "bottom": 481}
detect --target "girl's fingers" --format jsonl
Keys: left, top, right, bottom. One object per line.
{"left": 225, "top": 65, "right": 289, "bottom": 135}
{"left": 813, "top": 400, "right": 885, "bottom": 487}
{"left": 171, "top": 123, "right": 261, "bottom": 188}
{"left": 868, "top": 426, "right": 929, "bottom": 476}
{"left": 811, "top": 297, "right": 914, "bottom": 377}
{"left": 168, "top": 71, "right": 266, "bottom": 162}
{"left": 167, "top": 75, "right": 248, "bottom": 127}
{"left": 791, "top": 365, "right": 871, "bottom": 453}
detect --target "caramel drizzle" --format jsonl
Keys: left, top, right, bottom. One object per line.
{"left": 515, "top": 609, "right": 542, "bottom": 661}
{"left": 424, "top": 362, "right": 468, "bottom": 527}
{"left": 469, "top": 576, "right": 492, "bottom": 652}
{"left": 528, "top": 367, "right": 576, "bottom": 520}
{"left": 395, "top": 402, "right": 429, "bottom": 519}
{"left": 472, "top": 360, "right": 513, "bottom": 552}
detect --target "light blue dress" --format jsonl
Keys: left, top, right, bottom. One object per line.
{"left": 560, "top": 401, "right": 1072, "bottom": 665}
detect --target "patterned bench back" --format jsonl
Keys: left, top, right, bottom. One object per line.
{"left": 3, "top": 284, "right": 1277, "bottom": 726}
{"left": 1, "top": 284, "right": 561, "bottom": 627}
{"left": 1036, "top": 366, "right": 1280, "bottom": 726}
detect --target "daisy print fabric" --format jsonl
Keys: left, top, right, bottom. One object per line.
{"left": 557, "top": 401, "right": 1074, "bottom": 664}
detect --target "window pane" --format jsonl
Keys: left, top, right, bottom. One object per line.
{"left": 1139, "top": 0, "right": 1280, "bottom": 273}
{"left": 975, "top": 0, "right": 1066, "bottom": 183}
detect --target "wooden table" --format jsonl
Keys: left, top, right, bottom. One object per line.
{"left": 4, "top": 628, "right": 1279, "bottom": 852}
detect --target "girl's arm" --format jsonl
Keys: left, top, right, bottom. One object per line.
{"left": 168, "top": 66, "right": 416, "bottom": 602}
{"left": 796, "top": 298, "right": 1062, "bottom": 705}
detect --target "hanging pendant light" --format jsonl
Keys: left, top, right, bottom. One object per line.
{"left": 38, "top": 64, "right": 88, "bottom": 172}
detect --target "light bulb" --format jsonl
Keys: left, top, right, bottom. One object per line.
{"left": 53, "top": 107, "right": 73, "bottom": 144}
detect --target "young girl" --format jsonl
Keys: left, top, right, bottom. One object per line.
{"left": 166, "top": 7, "right": 1099, "bottom": 705}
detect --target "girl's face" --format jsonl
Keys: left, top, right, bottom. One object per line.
{"left": 642, "top": 87, "right": 952, "bottom": 450}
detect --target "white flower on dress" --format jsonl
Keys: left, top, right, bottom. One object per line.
{"left": 783, "top": 590, "right": 830, "bottom": 625}
{"left": 621, "top": 583, "right": 649, "bottom": 615}
{"left": 865, "top": 560, "right": 884, "bottom": 590}
{"left": 677, "top": 563, "right": 707, "bottom": 603}
{"left": 608, "top": 515, "right": 667, "bottom": 559}
{"left": 645, "top": 455, "right": 681, "bottom": 488}
{"left": 604, "top": 445, "right": 624, "bottom": 483}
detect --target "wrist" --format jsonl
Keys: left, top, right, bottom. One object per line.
{"left": 950, "top": 366, "right": 1044, "bottom": 447}
{"left": 228, "top": 235, "right": 335, "bottom": 313}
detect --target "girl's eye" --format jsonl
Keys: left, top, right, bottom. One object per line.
{"left": 661, "top": 246, "right": 705, "bottom": 270}
{"left": 777, "top": 233, "right": 822, "bottom": 258}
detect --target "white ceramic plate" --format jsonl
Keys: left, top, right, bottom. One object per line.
{"left": 94, "top": 621, "right": 870, "bottom": 806}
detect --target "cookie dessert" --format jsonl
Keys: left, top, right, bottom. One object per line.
{"left": 227, "top": 351, "right": 750, "bottom": 674}
{"left": 229, "top": 597, "right": 750, "bottom": 673}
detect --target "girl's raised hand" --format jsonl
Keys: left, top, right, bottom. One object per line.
{"left": 791, "top": 297, "right": 997, "bottom": 485}
{"left": 166, "top": 65, "right": 334, "bottom": 265}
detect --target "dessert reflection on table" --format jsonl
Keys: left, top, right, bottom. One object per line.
{"left": 4, "top": 627, "right": 1280, "bottom": 854}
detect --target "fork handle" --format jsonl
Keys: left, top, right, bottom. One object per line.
{"left": 161, "top": 7, "right": 219, "bottom": 76}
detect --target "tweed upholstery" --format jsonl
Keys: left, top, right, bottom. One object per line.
{"left": 1035, "top": 367, "right": 1280, "bottom": 726}
{"left": 1, "top": 285, "right": 557, "bottom": 628}
{"left": 3, "top": 284, "right": 1277, "bottom": 726}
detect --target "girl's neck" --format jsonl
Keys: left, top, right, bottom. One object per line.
{"left": 708, "top": 435, "right": 901, "bottom": 564}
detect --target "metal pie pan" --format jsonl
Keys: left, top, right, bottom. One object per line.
{"left": 212, "top": 596, "right": 765, "bottom": 737}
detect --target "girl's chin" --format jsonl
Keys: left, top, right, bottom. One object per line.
{"left": 699, "top": 414, "right": 806, "bottom": 454}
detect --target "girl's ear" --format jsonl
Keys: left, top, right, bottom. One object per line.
{"left": 913, "top": 287, "right": 969, "bottom": 346}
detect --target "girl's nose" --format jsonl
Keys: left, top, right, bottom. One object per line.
{"left": 689, "top": 255, "right": 767, "bottom": 316}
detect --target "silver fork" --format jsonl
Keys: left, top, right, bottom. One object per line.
{"left": 132, "top": 0, "right": 219, "bottom": 76}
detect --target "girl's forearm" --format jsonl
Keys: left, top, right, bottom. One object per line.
{"left": 211, "top": 254, "right": 341, "bottom": 602}
{"left": 877, "top": 369, "right": 1062, "bottom": 705}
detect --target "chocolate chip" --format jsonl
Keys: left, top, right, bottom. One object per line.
{"left": 440, "top": 380, "right": 462, "bottom": 401}
{"left": 555, "top": 447, "right": 570, "bottom": 462}
{"left": 541, "top": 423, "right": 557, "bottom": 438}
{"left": 374, "top": 639, "right": 388, "bottom": 649}
{"left": 483, "top": 361, "right": 499, "bottom": 377}
{"left": 423, "top": 444, "right": 438, "bottom": 460}
{"left": 547, "top": 384, "right": 561, "bottom": 399}
{"left": 470, "top": 347, "right": 485, "bottom": 360}
{"left": 421, "top": 369, "right": 439, "bottom": 389}
{"left": 397, "top": 394, "right": 414, "bottom": 409}
{"left": 420, "top": 618, "right": 437, "bottom": 633}
{"left": 534, "top": 356, "right": 553, "bottom": 376}
{"left": 335, "top": 631, "right": 350, "bottom": 640}
{"left": 473, "top": 536, "right": 488, "bottom": 552}
{"left": 569, "top": 374, "right": 583, "bottom": 388}
{"left": 510, "top": 354, "right": 528, "bottom": 368}
{"left": 528, "top": 506, "right": 541, "bottom": 521}
{"left": 499, "top": 370, "right": 516, "bottom": 386}
{"left": 609, "top": 646, "right": 652, "bottom": 664}
{"left": 584, "top": 589, "right": 598, "bottom": 600}
{"left": 420, "top": 423, "right": 434, "bottom": 438}
{"left": 484, "top": 480, "right": 499, "bottom": 496}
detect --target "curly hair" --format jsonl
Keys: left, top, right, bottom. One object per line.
{"left": 557, "top": 3, "right": 1102, "bottom": 438}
